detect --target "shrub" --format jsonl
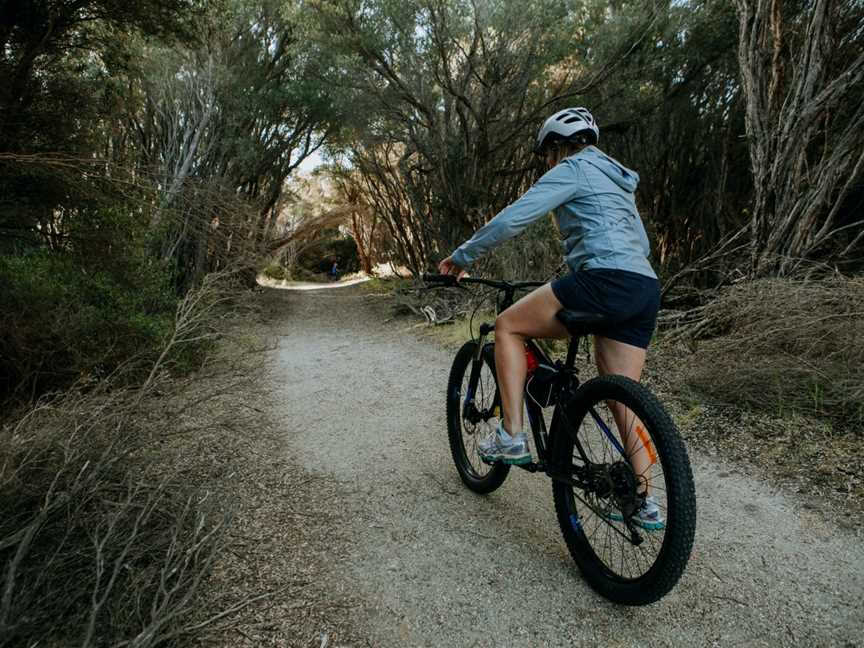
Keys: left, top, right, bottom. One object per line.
{"left": 0, "top": 250, "right": 176, "bottom": 400}
{"left": 262, "top": 260, "right": 288, "bottom": 280}
{"left": 0, "top": 270, "right": 254, "bottom": 646}
{"left": 295, "top": 236, "right": 360, "bottom": 275}
{"left": 0, "top": 383, "right": 230, "bottom": 647}
{"left": 671, "top": 275, "right": 864, "bottom": 429}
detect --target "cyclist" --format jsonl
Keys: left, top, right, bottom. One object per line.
{"left": 438, "top": 107, "right": 663, "bottom": 529}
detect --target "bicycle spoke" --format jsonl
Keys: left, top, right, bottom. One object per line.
{"left": 563, "top": 393, "right": 672, "bottom": 581}
{"left": 459, "top": 355, "right": 499, "bottom": 479}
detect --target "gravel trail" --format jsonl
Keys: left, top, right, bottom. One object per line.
{"left": 269, "top": 284, "right": 863, "bottom": 647}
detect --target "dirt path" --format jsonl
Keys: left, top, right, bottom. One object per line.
{"left": 266, "top": 284, "right": 863, "bottom": 647}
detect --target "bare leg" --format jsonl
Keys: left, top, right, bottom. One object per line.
{"left": 494, "top": 284, "right": 569, "bottom": 434}
{"left": 593, "top": 336, "right": 652, "bottom": 492}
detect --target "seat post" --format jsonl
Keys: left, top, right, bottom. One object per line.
{"left": 565, "top": 335, "right": 581, "bottom": 369}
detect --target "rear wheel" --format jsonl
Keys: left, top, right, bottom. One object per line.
{"left": 446, "top": 341, "right": 509, "bottom": 493}
{"left": 552, "top": 374, "right": 696, "bottom": 605}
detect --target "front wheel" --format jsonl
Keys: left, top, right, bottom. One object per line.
{"left": 446, "top": 341, "right": 510, "bottom": 493}
{"left": 552, "top": 374, "right": 696, "bottom": 605}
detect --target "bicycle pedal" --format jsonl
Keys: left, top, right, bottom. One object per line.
{"left": 513, "top": 461, "right": 542, "bottom": 472}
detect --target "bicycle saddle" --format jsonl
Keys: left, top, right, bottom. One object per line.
{"left": 555, "top": 309, "right": 610, "bottom": 336}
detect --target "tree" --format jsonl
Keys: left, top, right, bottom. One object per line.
{"left": 105, "top": 0, "right": 335, "bottom": 287}
{"left": 0, "top": 0, "right": 339, "bottom": 395}
{"left": 580, "top": 1, "right": 747, "bottom": 277}
{"left": 0, "top": 0, "right": 199, "bottom": 251}
{"left": 311, "top": 0, "right": 658, "bottom": 274}
{"left": 735, "top": 0, "right": 864, "bottom": 275}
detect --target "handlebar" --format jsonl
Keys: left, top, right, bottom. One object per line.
{"left": 421, "top": 273, "right": 546, "bottom": 291}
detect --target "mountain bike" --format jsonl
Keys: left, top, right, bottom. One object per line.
{"left": 423, "top": 273, "right": 696, "bottom": 605}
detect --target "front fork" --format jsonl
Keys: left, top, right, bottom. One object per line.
{"left": 462, "top": 324, "right": 498, "bottom": 426}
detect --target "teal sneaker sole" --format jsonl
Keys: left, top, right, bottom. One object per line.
{"left": 605, "top": 511, "right": 665, "bottom": 531}
{"left": 502, "top": 454, "right": 532, "bottom": 465}
{"left": 478, "top": 452, "right": 531, "bottom": 465}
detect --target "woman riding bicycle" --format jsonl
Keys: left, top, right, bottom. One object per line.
{"left": 438, "top": 107, "right": 662, "bottom": 529}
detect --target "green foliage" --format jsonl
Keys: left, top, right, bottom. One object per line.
{"left": 262, "top": 260, "right": 289, "bottom": 280}
{"left": 0, "top": 249, "right": 175, "bottom": 398}
{"left": 0, "top": 0, "right": 201, "bottom": 223}
{"left": 296, "top": 235, "right": 360, "bottom": 274}
{"left": 360, "top": 276, "right": 410, "bottom": 295}
{"left": 585, "top": 0, "right": 747, "bottom": 273}
{"left": 311, "top": 0, "right": 600, "bottom": 273}
{"left": 0, "top": 0, "right": 341, "bottom": 401}
{"left": 314, "top": 0, "right": 764, "bottom": 278}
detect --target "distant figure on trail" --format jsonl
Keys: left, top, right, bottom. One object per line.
{"left": 438, "top": 107, "right": 663, "bottom": 530}
{"left": 328, "top": 257, "right": 340, "bottom": 280}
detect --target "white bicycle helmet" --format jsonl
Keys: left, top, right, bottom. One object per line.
{"left": 534, "top": 107, "right": 599, "bottom": 154}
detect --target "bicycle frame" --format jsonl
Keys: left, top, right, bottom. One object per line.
{"left": 471, "top": 320, "right": 582, "bottom": 475}
{"left": 425, "top": 273, "right": 667, "bottom": 548}
{"left": 471, "top": 322, "right": 645, "bottom": 546}
{"left": 428, "top": 273, "right": 696, "bottom": 600}
{"left": 424, "top": 273, "right": 629, "bottom": 482}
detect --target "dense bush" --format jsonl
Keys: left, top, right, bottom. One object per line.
{"left": 0, "top": 0, "right": 333, "bottom": 644}
{"left": 0, "top": 270, "right": 255, "bottom": 646}
{"left": 296, "top": 235, "right": 360, "bottom": 275}
{"left": 261, "top": 260, "right": 289, "bottom": 281}
{"left": 674, "top": 276, "right": 864, "bottom": 430}
{"left": 0, "top": 249, "right": 175, "bottom": 400}
{"left": 0, "top": 373, "right": 227, "bottom": 647}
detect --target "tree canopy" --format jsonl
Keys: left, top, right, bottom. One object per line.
{"left": 1, "top": 0, "right": 863, "bottom": 399}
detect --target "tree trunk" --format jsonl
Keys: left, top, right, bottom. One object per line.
{"left": 735, "top": 0, "right": 864, "bottom": 275}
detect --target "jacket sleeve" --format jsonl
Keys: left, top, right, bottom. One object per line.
{"left": 450, "top": 162, "right": 579, "bottom": 268}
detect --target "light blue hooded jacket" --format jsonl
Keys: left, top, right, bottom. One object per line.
{"left": 450, "top": 146, "right": 657, "bottom": 280}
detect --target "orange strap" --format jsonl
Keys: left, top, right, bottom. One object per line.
{"left": 635, "top": 425, "right": 657, "bottom": 465}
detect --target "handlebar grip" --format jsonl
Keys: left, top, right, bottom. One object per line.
{"left": 421, "top": 273, "right": 459, "bottom": 286}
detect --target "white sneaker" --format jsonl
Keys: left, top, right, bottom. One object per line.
{"left": 477, "top": 423, "right": 531, "bottom": 465}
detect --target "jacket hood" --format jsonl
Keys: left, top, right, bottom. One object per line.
{"left": 579, "top": 146, "right": 640, "bottom": 193}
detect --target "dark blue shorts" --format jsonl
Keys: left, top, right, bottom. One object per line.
{"left": 550, "top": 269, "right": 661, "bottom": 349}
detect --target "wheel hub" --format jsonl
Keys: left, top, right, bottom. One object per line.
{"left": 609, "top": 461, "right": 641, "bottom": 517}
{"left": 583, "top": 461, "right": 640, "bottom": 515}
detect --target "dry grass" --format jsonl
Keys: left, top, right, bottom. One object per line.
{"left": 0, "top": 389, "right": 227, "bottom": 647}
{"left": 0, "top": 271, "right": 273, "bottom": 647}
{"left": 650, "top": 273, "right": 864, "bottom": 524}
{"left": 662, "top": 274, "right": 864, "bottom": 429}
{"left": 644, "top": 350, "right": 864, "bottom": 525}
